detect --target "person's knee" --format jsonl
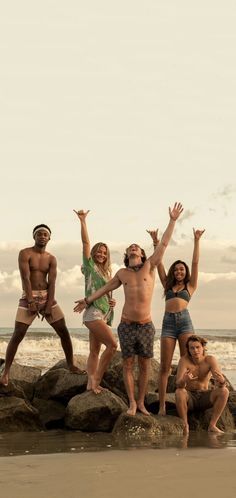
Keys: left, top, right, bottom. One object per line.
{"left": 13, "top": 323, "right": 28, "bottom": 343}
{"left": 138, "top": 357, "right": 150, "bottom": 373}
{"left": 123, "top": 358, "right": 134, "bottom": 372}
{"left": 107, "top": 340, "right": 118, "bottom": 355}
{"left": 160, "top": 362, "right": 172, "bottom": 375}
{"left": 175, "top": 387, "right": 187, "bottom": 402}
{"left": 218, "top": 386, "right": 229, "bottom": 401}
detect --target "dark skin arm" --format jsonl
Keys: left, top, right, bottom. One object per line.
{"left": 18, "top": 250, "right": 39, "bottom": 315}
{"left": 41, "top": 255, "right": 57, "bottom": 320}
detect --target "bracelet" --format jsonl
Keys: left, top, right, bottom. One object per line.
{"left": 28, "top": 300, "right": 34, "bottom": 304}
{"left": 84, "top": 297, "right": 90, "bottom": 306}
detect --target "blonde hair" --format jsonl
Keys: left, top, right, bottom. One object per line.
{"left": 90, "top": 242, "right": 111, "bottom": 278}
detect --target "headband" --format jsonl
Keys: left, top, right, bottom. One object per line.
{"left": 33, "top": 227, "right": 51, "bottom": 237}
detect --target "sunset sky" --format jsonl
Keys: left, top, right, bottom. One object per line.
{"left": 1, "top": 1, "right": 235, "bottom": 329}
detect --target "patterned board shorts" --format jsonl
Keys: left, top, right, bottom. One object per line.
{"left": 15, "top": 290, "right": 64, "bottom": 325}
{"left": 161, "top": 309, "right": 194, "bottom": 339}
{"left": 187, "top": 390, "right": 213, "bottom": 411}
{"left": 117, "top": 321, "right": 155, "bottom": 359}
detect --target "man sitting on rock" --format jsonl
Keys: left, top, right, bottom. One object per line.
{"left": 175, "top": 335, "right": 229, "bottom": 435}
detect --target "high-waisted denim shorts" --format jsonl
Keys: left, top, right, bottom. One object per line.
{"left": 161, "top": 309, "right": 194, "bottom": 339}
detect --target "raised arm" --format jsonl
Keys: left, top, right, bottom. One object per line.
{"left": 188, "top": 228, "right": 205, "bottom": 292}
{"left": 146, "top": 229, "right": 167, "bottom": 286}
{"left": 149, "top": 202, "right": 183, "bottom": 269}
{"left": 74, "top": 273, "right": 122, "bottom": 313}
{"left": 73, "top": 209, "right": 91, "bottom": 259}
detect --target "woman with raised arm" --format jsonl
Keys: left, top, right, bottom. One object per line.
{"left": 148, "top": 227, "right": 205, "bottom": 415}
{"left": 74, "top": 209, "right": 117, "bottom": 394}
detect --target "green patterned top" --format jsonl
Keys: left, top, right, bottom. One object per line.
{"left": 81, "top": 255, "right": 113, "bottom": 325}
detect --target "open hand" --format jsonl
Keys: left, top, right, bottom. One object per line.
{"left": 169, "top": 202, "right": 184, "bottom": 221}
{"left": 146, "top": 229, "right": 159, "bottom": 246}
{"left": 74, "top": 299, "right": 87, "bottom": 313}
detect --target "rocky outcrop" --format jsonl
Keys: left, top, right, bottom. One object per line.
{"left": 65, "top": 390, "right": 127, "bottom": 432}
{"left": 34, "top": 368, "right": 87, "bottom": 403}
{"left": 0, "top": 357, "right": 235, "bottom": 435}
{"left": 0, "top": 397, "right": 42, "bottom": 431}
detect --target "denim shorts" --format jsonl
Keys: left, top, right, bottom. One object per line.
{"left": 161, "top": 309, "right": 194, "bottom": 339}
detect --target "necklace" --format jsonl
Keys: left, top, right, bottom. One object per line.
{"left": 127, "top": 263, "right": 144, "bottom": 272}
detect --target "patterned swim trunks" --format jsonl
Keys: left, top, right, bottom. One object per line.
{"left": 15, "top": 290, "right": 64, "bottom": 325}
{"left": 117, "top": 321, "right": 155, "bottom": 358}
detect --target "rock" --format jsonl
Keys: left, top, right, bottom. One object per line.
{"left": 7, "top": 362, "right": 41, "bottom": 400}
{"left": 0, "top": 380, "right": 27, "bottom": 400}
{"left": 103, "top": 352, "right": 160, "bottom": 399}
{"left": 48, "top": 354, "right": 87, "bottom": 372}
{"left": 188, "top": 405, "right": 235, "bottom": 432}
{"left": 228, "top": 391, "right": 236, "bottom": 424}
{"left": 65, "top": 389, "right": 127, "bottom": 431}
{"left": 112, "top": 412, "right": 183, "bottom": 441}
{"left": 0, "top": 397, "right": 42, "bottom": 432}
{"left": 145, "top": 392, "right": 177, "bottom": 415}
{"left": 34, "top": 368, "right": 87, "bottom": 404}
{"left": 32, "top": 398, "right": 66, "bottom": 429}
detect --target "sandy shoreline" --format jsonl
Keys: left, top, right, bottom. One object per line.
{"left": 1, "top": 448, "right": 236, "bottom": 498}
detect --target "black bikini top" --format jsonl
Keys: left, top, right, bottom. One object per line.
{"left": 165, "top": 285, "right": 191, "bottom": 303}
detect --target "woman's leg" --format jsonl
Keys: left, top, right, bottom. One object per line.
{"left": 85, "top": 320, "right": 117, "bottom": 393}
{"left": 158, "top": 337, "right": 176, "bottom": 415}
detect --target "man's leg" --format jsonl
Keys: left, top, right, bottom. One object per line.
{"left": 208, "top": 387, "right": 229, "bottom": 433}
{"left": 122, "top": 356, "right": 137, "bottom": 415}
{"left": 0, "top": 322, "right": 29, "bottom": 386}
{"left": 51, "top": 318, "right": 85, "bottom": 374}
{"left": 175, "top": 387, "right": 190, "bottom": 435}
{"left": 158, "top": 337, "right": 176, "bottom": 415}
{"left": 137, "top": 356, "right": 151, "bottom": 415}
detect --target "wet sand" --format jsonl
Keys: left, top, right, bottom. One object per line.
{"left": 1, "top": 448, "right": 236, "bottom": 498}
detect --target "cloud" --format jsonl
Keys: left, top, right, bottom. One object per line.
{"left": 177, "top": 210, "right": 195, "bottom": 225}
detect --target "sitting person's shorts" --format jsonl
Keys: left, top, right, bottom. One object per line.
{"left": 187, "top": 390, "right": 213, "bottom": 411}
{"left": 15, "top": 291, "right": 64, "bottom": 325}
{"left": 161, "top": 309, "right": 194, "bottom": 339}
{"left": 117, "top": 320, "right": 155, "bottom": 358}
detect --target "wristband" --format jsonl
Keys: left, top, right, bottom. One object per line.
{"left": 28, "top": 300, "right": 34, "bottom": 304}
{"left": 84, "top": 297, "right": 90, "bottom": 306}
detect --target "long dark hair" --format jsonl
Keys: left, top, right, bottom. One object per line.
{"left": 164, "top": 259, "right": 190, "bottom": 295}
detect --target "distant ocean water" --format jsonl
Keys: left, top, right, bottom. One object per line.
{"left": 1, "top": 327, "right": 236, "bottom": 387}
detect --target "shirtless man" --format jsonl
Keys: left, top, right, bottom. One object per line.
{"left": 175, "top": 335, "right": 229, "bottom": 434}
{"left": 74, "top": 203, "right": 183, "bottom": 415}
{"left": 0, "top": 224, "right": 82, "bottom": 386}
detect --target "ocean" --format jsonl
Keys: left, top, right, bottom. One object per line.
{"left": 1, "top": 327, "right": 236, "bottom": 387}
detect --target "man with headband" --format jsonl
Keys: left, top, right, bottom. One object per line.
{"left": 0, "top": 224, "right": 83, "bottom": 386}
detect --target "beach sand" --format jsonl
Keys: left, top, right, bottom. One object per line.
{"left": 1, "top": 448, "right": 236, "bottom": 498}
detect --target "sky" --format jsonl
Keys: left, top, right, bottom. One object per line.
{"left": 0, "top": 1, "right": 236, "bottom": 329}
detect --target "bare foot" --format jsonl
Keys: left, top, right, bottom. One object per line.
{"left": 137, "top": 403, "right": 150, "bottom": 416}
{"left": 69, "top": 365, "right": 86, "bottom": 375}
{"left": 158, "top": 407, "right": 166, "bottom": 416}
{"left": 208, "top": 425, "right": 224, "bottom": 434}
{"left": 127, "top": 401, "right": 137, "bottom": 416}
{"left": 0, "top": 373, "right": 8, "bottom": 387}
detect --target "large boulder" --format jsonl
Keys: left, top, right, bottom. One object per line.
{"left": 188, "top": 405, "right": 234, "bottom": 432}
{"left": 65, "top": 389, "right": 127, "bottom": 431}
{"left": 48, "top": 354, "right": 87, "bottom": 372}
{"left": 32, "top": 398, "right": 66, "bottom": 429}
{"left": 0, "top": 397, "right": 42, "bottom": 432}
{"left": 0, "top": 361, "right": 41, "bottom": 400}
{"left": 0, "top": 381, "right": 27, "bottom": 400}
{"left": 34, "top": 368, "right": 87, "bottom": 404}
{"left": 112, "top": 412, "right": 183, "bottom": 442}
{"left": 145, "top": 392, "right": 177, "bottom": 415}
{"left": 228, "top": 391, "right": 236, "bottom": 424}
